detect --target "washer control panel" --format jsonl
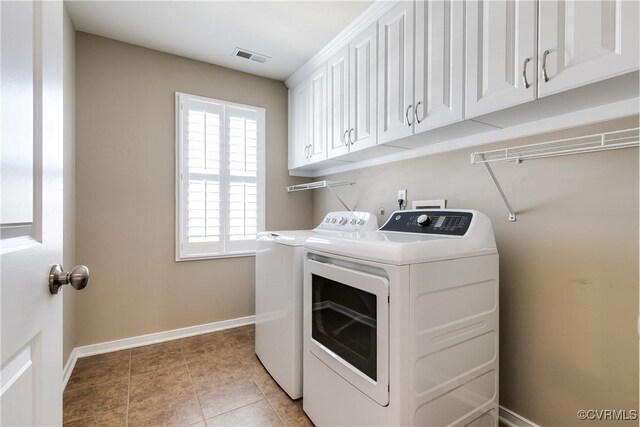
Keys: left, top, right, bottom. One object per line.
{"left": 380, "top": 210, "right": 473, "bottom": 236}
{"left": 315, "top": 211, "right": 379, "bottom": 232}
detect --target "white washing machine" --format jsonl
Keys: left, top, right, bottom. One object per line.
{"left": 303, "top": 209, "right": 499, "bottom": 426}
{"left": 255, "top": 211, "right": 378, "bottom": 399}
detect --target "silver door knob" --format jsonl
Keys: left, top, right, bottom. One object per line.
{"left": 49, "top": 265, "right": 90, "bottom": 294}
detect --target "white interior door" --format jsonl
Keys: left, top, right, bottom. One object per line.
{"left": 327, "top": 46, "right": 350, "bottom": 158}
{"left": 349, "top": 22, "right": 378, "bottom": 152}
{"left": 1, "top": 1, "right": 64, "bottom": 425}
{"left": 414, "top": 0, "right": 464, "bottom": 133}
{"left": 377, "top": 1, "right": 414, "bottom": 144}
{"left": 465, "top": 0, "right": 536, "bottom": 118}
{"left": 538, "top": 0, "right": 640, "bottom": 98}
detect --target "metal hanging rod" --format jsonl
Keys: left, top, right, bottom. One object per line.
{"left": 471, "top": 127, "right": 639, "bottom": 164}
{"left": 286, "top": 180, "right": 355, "bottom": 211}
{"left": 471, "top": 127, "right": 640, "bottom": 222}
{"left": 286, "top": 180, "right": 354, "bottom": 192}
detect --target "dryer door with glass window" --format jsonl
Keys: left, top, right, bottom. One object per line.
{"left": 306, "top": 259, "right": 389, "bottom": 406}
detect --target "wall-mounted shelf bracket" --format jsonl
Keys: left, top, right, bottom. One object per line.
{"left": 480, "top": 155, "right": 517, "bottom": 222}
{"left": 286, "top": 180, "right": 355, "bottom": 211}
{"left": 471, "top": 127, "right": 639, "bottom": 222}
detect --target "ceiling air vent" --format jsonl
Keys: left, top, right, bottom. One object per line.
{"left": 233, "top": 48, "right": 269, "bottom": 64}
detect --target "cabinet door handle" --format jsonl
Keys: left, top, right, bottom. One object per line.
{"left": 414, "top": 102, "right": 423, "bottom": 124}
{"left": 541, "top": 49, "right": 550, "bottom": 82}
{"left": 305, "top": 145, "right": 310, "bottom": 158}
{"left": 307, "top": 145, "right": 312, "bottom": 158}
{"left": 349, "top": 128, "right": 355, "bottom": 145}
{"left": 522, "top": 57, "right": 531, "bottom": 89}
{"left": 406, "top": 105, "right": 413, "bottom": 127}
{"left": 342, "top": 130, "right": 349, "bottom": 146}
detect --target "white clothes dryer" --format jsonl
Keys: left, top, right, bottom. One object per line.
{"left": 303, "top": 209, "right": 499, "bottom": 426}
{"left": 255, "top": 211, "right": 378, "bottom": 399}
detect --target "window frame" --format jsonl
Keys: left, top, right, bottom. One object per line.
{"left": 175, "top": 92, "right": 266, "bottom": 261}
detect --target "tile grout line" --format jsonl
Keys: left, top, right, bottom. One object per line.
{"left": 180, "top": 339, "right": 208, "bottom": 426}
{"left": 125, "top": 349, "right": 131, "bottom": 427}
{"left": 62, "top": 354, "right": 132, "bottom": 425}
{"left": 205, "top": 397, "right": 271, "bottom": 422}
{"left": 247, "top": 359, "right": 287, "bottom": 425}
{"left": 65, "top": 357, "right": 131, "bottom": 392}
{"left": 238, "top": 330, "right": 288, "bottom": 427}
{"left": 265, "top": 395, "right": 288, "bottom": 427}
{"left": 204, "top": 330, "right": 281, "bottom": 425}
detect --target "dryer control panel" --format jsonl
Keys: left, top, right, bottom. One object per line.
{"left": 380, "top": 210, "right": 473, "bottom": 236}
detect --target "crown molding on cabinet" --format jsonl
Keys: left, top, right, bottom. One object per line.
{"left": 284, "top": 0, "right": 395, "bottom": 88}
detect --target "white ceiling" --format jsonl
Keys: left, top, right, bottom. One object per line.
{"left": 66, "top": 1, "right": 373, "bottom": 81}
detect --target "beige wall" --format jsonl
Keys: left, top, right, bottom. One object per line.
{"left": 62, "top": 6, "right": 76, "bottom": 366}
{"left": 75, "top": 33, "right": 313, "bottom": 346}
{"left": 315, "top": 116, "right": 639, "bottom": 426}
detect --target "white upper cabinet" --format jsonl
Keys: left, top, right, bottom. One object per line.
{"left": 288, "top": 80, "right": 309, "bottom": 169}
{"left": 465, "top": 0, "right": 537, "bottom": 118}
{"left": 327, "top": 46, "right": 350, "bottom": 158}
{"left": 349, "top": 22, "right": 378, "bottom": 152}
{"left": 327, "top": 23, "right": 378, "bottom": 160}
{"left": 538, "top": 0, "right": 640, "bottom": 97}
{"left": 414, "top": 0, "right": 464, "bottom": 133}
{"left": 378, "top": 1, "right": 414, "bottom": 144}
{"left": 288, "top": 64, "right": 328, "bottom": 168}
{"left": 286, "top": 0, "right": 639, "bottom": 174}
{"left": 308, "top": 64, "right": 328, "bottom": 162}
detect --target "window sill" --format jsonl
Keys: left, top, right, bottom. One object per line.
{"left": 176, "top": 251, "right": 256, "bottom": 262}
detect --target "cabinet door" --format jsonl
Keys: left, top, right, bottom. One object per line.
{"left": 465, "top": 0, "right": 536, "bottom": 118}
{"left": 538, "top": 0, "right": 639, "bottom": 98}
{"left": 308, "top": 64, "right": 328, "bottom": 162}
{"left": 349, "top": 22, "right": 378, "bottom": 152}
{"left": 378, "top": 1, "right": 414, "bottom": 144}
{"left": 327, "top": 46, "right": 350, "bottom": 158}
{"left": 288, "top": 82, "right": 309, "bottom": 169}
{"left": 414, "top": 0, "right": 464, "bottom": 133}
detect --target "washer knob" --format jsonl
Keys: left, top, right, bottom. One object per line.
{"left": 349, "top": 218, "right": 357, "bottom": 225}
{"left": 417, "top": 214, "right": 430, "bottom": 226}
{"left": 338, "top": 217, "right": 348, "bottom": 225}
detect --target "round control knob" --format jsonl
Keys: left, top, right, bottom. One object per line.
{"left": 357, "top": 219, "right": 365, "bottom": 225}
{"left": 417, "top": 214, "right": 431, "bottom": 226}
{"left": 349, "top": 218, "right": 357, "bottom": 225}
{"left": 330, "top": 218, "right": 337, "bottom": 224}
{"left": 338, "top": 217, "right": 348, "bottom": 225}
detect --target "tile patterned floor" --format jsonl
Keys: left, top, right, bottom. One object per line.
{"left": 64, "top": 325, "right": 314, "bottom": 427}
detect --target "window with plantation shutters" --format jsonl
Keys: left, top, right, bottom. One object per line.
{"left": 176, "top": 93, "right": 265, "bottom": 260}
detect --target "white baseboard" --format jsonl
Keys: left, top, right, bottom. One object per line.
{"left": 63, "top": 315, "right": 255, "bottom": 389}
{"left": 62, "top": 348, "right": 78, "bottom": 390}
{"left": 499, "top": 406, "right": 540, "bottom": 427}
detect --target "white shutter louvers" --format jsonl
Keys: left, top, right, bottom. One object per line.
{"left": 176, "top": 93, "right": 265, "bottom": 259}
